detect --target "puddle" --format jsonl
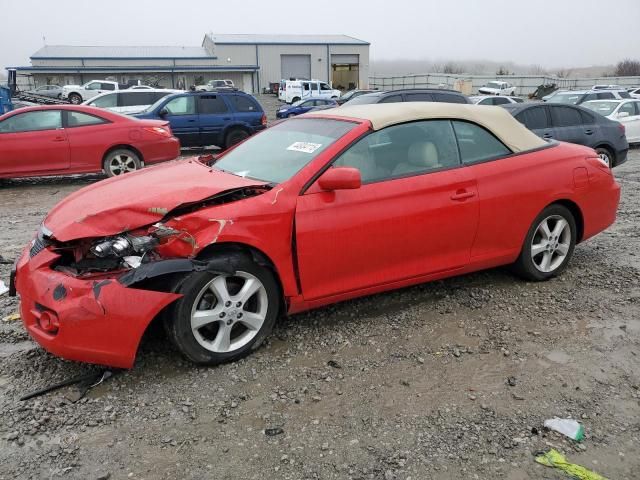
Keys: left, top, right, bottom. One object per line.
{"left": 0, "top": 340, "right": 37, "bottom": 357}
{"left": 545, "top": 350, "right": 572, "bottom": 364}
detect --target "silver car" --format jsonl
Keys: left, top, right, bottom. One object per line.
{"left": 26, "top": 85, "right": 63, "bottom": 98}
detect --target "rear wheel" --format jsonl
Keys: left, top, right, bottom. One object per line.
{"left": 512, "top": 204, "right": 577, "bottom": 281}
{"left": 595, "top": 147, "right": 614, "bottom": 168}
{"left": 224, "top": 128, "right": 249, "bottom": 149}
{"left": 68, "top": 93, "right": 82, "bottom": 104}
{"left": 103, "top": 148, "right": 141, "bottom": 177}
{"left": 165, "top": 256, "right": 279, "bottom": 365}
{"left": 291, "top": 97, "right": 301, "bottom": 103}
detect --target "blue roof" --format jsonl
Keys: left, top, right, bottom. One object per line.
{"left": 31, "top": 45, "right": 210, "bottom": 59}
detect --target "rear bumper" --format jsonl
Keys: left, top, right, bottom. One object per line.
{"left": 613, "top": 147, "right": 628, "bottom": 168}
{"left": 140, "top": 137, "right": 181, "bottom": 165}
{"left": 581, "top": 175, "right": 621, "bottom": 242}
{"left": 14, "top": 248, "right": 180, "bottom": 368}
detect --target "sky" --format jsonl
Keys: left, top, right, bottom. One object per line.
{"left": 1, "top": 0, "right": 638, "bottom": 72}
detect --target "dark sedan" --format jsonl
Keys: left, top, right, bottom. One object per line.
{"left": 276, "top": 98, "right": 337, "bottom": 118}
{"left": 343, "top": 88, "right": 470, "bottom": 105}
{"left": 336, "top": 89, "right": 377, "bottom": 105}
{"left": 503, "top": 103, "right": 628, "bottom": 168}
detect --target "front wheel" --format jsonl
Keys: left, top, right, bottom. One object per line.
{"left": 512, "top": 204, "right": 577, "bottom": 281}
{"left": 165, "top": 256, "right": 279, "bottom": 365}
{"left": 103, "top": 148, "right": 142, "bottom": 177}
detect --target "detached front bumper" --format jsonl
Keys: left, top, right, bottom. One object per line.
{"left": 14, "top": 248, "right": 180, "bottom": 368}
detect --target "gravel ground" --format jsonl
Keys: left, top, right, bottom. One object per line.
{"left": 0, "top": 101, "right": 639, "bottom": 479}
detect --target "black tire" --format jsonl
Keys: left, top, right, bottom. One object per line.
{"left": 595, "top": 146, "right": 614, "bottom": 168}
{"left": 102, "top": 148, "right": 142, "bottom": 177}
{"left": 164, "top": 255, "right": 279, "bottom": 365}
{"left": 292, "top": 97, "right": 301, "bottom": 103}
{"left": 224, "top": 128, "right": 249, "bottom": 149}
{"left": 512, "top": 204, "right": 577, "bottom": 281}
{"left": 68, "top": 93, "right": 82, "bottom": 104}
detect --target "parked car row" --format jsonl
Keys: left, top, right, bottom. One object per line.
{"left": 543, "top": 88, "right": 631, "bottom": 105}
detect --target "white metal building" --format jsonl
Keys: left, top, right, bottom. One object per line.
{"left": 10, "top": 34, "right": 370, "bottom": 94}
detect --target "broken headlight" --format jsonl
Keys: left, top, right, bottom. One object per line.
{"left": 90, "top": 235, "right": 159, "bottom": 258}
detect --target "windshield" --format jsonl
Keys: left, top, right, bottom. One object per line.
{"left": 548, "top": 93, "right": 582, "bottom": 105}
{"left": 343, "top": 93, "right": 381, "bottom": 105}
{"left": 582, "top": 101, "right": 619, "bottom": 116}
{"left": 486, "top": 82, "right": 503, "bottom": 89}
{"left": 213, "top": 118, "right": 357, "bottom": 183}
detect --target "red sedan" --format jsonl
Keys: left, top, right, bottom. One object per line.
{"left": 11, "top": 103, "right": 620, "bottom": 368}
{"left": 0, "top": 105, "right": 180, "bottom": 178}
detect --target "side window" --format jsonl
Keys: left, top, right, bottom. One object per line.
{"left": 516, "top": 107, "right": 550, "bottom": 130}
{"left": 405, "top": 93, "right": 433, "bottom": 102}
{"left": 90, "top": 94, "right": 117, "bottom": 108}
{"left": 379, "top": 94, "right": 403, "bottom": 104}
{"left": 579, "top": 110, "right": 595, "bottom": 124}
{"left": 303, "top": 83, "right": 310, "bottom": 91}
{"left": 0, "top": 110, "right": 62, "bottom": 133}
{"left": 320, "top": 83, "right": 331, "bottom": 91}
{"left": 452, "top": 121, "right": 511, "bottom": 164}
{"left": 551, "top": 106, "right": 583, "bottom": 127}
{"left": 582, "top": 93, "right": 597, "bottom": 102}
{"left": 332, "top": 120, "right": 460, "bottom": 183}
{"left": 619, "top": 91, "right": 631, "bottom": 99}
{"left": 198, "top": 95, "right": 229, "bottom": 114}
{"left": 101, "top": 83, "right": 116, "bottom": 91}
{"left": 635, "top": 102, "right": 640, "bottom": 116}
{"left": 231, "top": 95, "right": 258, "bottom": 112}
{"left": 597, "top": 92, "right": 614, "bottom": 100}
{"left": 120, "top": 92, "right": 154, "bottom": 107}
{"left": 512, "top": 97, "right": 525, "bottom": 103}
{"left": 163, "top": 96, "right": 196, "bottom": 115}
{"left": 619, "top": 102, "right": 635, "bottom": 116}
{"left": 66, "top": 111, "right": 107, "bottom": 127}
{"left": 309, "top": 82, "right": 319, "bottom": 91}
{"left": 432, "top": 92, "right": 467, "bottom": 103}
{"left": 492, "top": 97, "right": 511, "bottom": 105}
{"left": 86, "top": 82, "right": 101, "bottom": 90}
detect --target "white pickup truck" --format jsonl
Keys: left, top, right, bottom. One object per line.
{"left": 62, "top": 80, "right": 127, "bottom": 104}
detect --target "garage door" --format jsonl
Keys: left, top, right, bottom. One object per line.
{"left": 331, "top": 54, "right": 359, "bottom": 65}
{"left": 281, "top": 55, "right": 311, "bottom": 80}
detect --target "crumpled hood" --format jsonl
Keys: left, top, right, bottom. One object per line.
{"left": 44, "top": 159, "right": 267, "bottom": 241}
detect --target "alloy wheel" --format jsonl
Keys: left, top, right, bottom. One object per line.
{"left": 530, "top": 215, "right": 571, "bottom": 273}
{"left": 107, "top": 153, "right": 137, "bottom": 175}
{"left": 190, "top": 272, "right": 268, "bottom": 353}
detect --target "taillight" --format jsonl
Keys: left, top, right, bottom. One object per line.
{"left": 618, "top": 123, "right": 625, "bottom": 136}
{"left": 143, "top": 126, "right": 172, "bottom": 138}
{"left": 261, "top": 114, "right": 267, "bottom": 126}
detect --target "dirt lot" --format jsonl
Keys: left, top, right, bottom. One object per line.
{"left": 0, "top": 104, "right": 639, "bottom": 479}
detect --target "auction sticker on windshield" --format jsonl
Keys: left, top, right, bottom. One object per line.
{"left": 287, "top": 142, "right": 322, "bottom": 154}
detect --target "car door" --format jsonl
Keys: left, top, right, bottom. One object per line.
{"left": 197, "top": 94, "right": 232, "bottom": 147}
{"left": 295, "top": 119, "right": 479, "bottom": 300}
{"left": 319, "top": 82, "right": 333, "bottom": 99}
{"left": 0, "top": 109, "right": 69, "bottom": 174}
{"left": 83, "top": 81, "right": 104, "bottom": 100}
{"left": 616, "top": 101, "right": 640, "bottom": 142}
{"left": 549, "top": 105, "right": 588, "bottom": 145}
{"left": 515, "top": 105, "right": 553, "bottom": 140}
{"left": 62, "top": 109, "right": 110, "bottom": 171}
{"left": 160, "top": 95, "right": 199, "bottom": 147}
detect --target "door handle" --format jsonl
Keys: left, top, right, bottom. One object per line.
{"left": 584, "top": 129, "right": 594, "bottom": 135}
{"left": 187, "top": 120, "right": 196, "bottom": 123}
{"left": 451, "top": 190, "right": 475, "bottom": 201}
{"left": 542, "top": 133, "right": 553, "bottom": 139}
{"left": 52, "top": 136, "right": 66, "bottom": 142}
{"left": 223, "top": 117, "right": 231, "bottom": 121}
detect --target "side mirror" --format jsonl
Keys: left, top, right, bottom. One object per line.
{"left": 617, "top": 111, "right": 630, "bottom": 118}
{"left": 159, "top": 108, "right": 169, "bottom": 117}
{"left": 317, "top": 167, "right": 361, "bottom": 191}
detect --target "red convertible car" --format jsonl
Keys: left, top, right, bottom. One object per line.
{"left": 11, "top": 103, "right": 620, "bottom": 368}
{"left": 0, "top": 105, "right": 180, "bottom": 178}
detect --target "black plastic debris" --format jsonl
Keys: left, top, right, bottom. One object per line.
{"left": 19, "top": 369, "right": 121, "bottom": 402}
{"left": 264, "top": 427, "right": 284, "bottom": 437}
{"left": 327, "top": 360, "right": 342, "bottom": 369}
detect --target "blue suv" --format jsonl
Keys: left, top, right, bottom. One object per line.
{"left": 135, "top": 91, "right": 266, "bottom": 149}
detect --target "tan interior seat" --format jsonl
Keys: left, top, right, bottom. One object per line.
{"left": 392, "top": 141, "right": 439, "bottom": 176}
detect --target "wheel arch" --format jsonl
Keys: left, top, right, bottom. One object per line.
{"left": 102, "top": 144, "right": 145, "bottom": 165}
{"left": 547, "top": 199, "right": 584, "bottom": 243}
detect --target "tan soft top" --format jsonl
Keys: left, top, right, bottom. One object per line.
{"left": 306, "top": 102, "right": 546, "bottom": 153}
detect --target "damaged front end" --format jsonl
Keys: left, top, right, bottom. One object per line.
{"left": 13, "top": 179, "right": 274, "bottom": 369}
